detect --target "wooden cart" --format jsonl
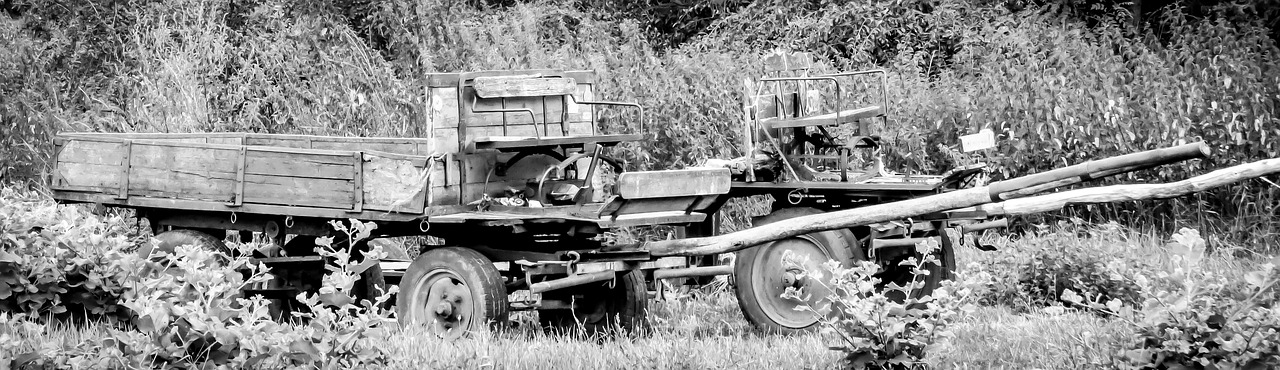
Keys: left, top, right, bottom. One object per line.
{"left": 50, "top": 69, "right": 731, "bottom": 338}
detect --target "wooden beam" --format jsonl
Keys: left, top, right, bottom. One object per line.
{"left": 642, "top": 157, "right": 1278, "bottom": 257}
{"left": 969, "top": 158, "right": 1280, "bottom": 217}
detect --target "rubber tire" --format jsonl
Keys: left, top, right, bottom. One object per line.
{"left": 877, "top": 231, "right": 957, "bottom": 302}
{"left": 140, "top": 229, "right": 232, "bottom": 265}
{"left": 733, "top": 207, "right": 864, "bottom": 334}
{"left": 539, "top": 269, "right": 648, "bottom": 335}
{"left": 397, "top": 247, "right": 508, "bottom": 338}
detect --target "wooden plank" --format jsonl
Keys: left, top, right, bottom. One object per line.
{"left": 311, "top": 141, "right": 420, "bottom": 155}
{"left": 56, "top": 139, "right": 124, "bottom": 166}
{"left": 473, "top": 76, "right": 577, "bottom": 98}
{"left": 54, "top": 162, "right": 121, "bottom": 190}
{"left": 51, "top": 190, "right": 433, "bottom": 222}
{"left": 129, "top": 143, "right": 239, "bottom": 173}
{"left": 241, "top": 174, "right": 354, "bottom": 209}
{"left": 616, "top": 168, "right": 731, "bottom": 199}
{"left": 245, "top": 150, "right": 355, "bottom": 180}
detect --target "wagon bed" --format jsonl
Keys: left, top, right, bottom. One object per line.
{"left": 50, "top": 132, "right": 727, "bottom": 228}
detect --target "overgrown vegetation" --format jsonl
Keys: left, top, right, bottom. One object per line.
{"left": 1, "top": 0, "right": 1276, "bottom": 248}
{"left": 1, "top": 187, "right": 1279, "bottom": 369}
{"left": 0, "top": 188, "right": 399, "bottom": 368}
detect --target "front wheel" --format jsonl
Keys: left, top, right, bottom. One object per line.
{"left": 539, "top": 269, "right": 648, "bottom": 335}
{"left": 732, "top": 207, "right": 864, "bottom": 334}
{"left": 397, "top": 247, "right": 508, "bottom": 339}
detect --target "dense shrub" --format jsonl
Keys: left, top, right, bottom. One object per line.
{"left": 0, "top": 188, "right": 142, "bottom": 322}
{"left": 2, "top": 216, "right": 399, "bottom": 368}
{"left": 1061, "top": 228, "right": 1280, "bottom": 369}
{"left": 975, "top": 220, "right": 1153, "bottom": 312}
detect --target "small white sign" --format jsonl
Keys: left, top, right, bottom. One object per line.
{"left": 960, "top": 129, "right": 997, "bottom": 152}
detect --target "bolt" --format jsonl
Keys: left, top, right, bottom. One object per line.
{"left": 781, "top": 272, "right": 796, "bottom": 287}
{"left": 434, "top": 302, "right": 453, "bottom": 317}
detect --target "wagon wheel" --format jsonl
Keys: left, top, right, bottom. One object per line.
{"left": 139, "top": 229, "right": 233, "bottom": 267}
{"left": 539, "top": 269, "right": 648, "bottom": 335}
{"left": 732, "top": 207, "right": 864, "bottom": 334}
{"left": 875, "top": 230, "right": 956, "bottom": 302}
{"left": 276, "top": 236, "right": 388, "bottom": 310}
{"left": 398, "top": 247, "right": 508, "bottom": 339}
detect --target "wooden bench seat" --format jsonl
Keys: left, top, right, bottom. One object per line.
{"left": 762, "top": 105, "right": 883, "bottom": 129}
{"left": 470, "top": 133, "right": 647, "bottom": 151}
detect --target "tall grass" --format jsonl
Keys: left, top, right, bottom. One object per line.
{"left": 1, "top": 0, "right": 1276, "bottom": 248}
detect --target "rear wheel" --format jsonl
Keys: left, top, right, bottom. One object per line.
{"left": 397, "top": 247, "right": 508, "bottom": 339}
{"left": 140, "top": 229, "right": 232, "bottom": 266}
{"left": 539, "top": 269, "right": 648, "bottom": 335}
{"left": 876, "top": 229, "right": 957, "bottom": 301}
{"left": 733, "top": 207, "right": 864, "bottom": 334}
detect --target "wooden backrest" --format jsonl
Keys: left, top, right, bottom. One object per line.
{"left": 472, "top": 75, "right": 577, "bottom": 99}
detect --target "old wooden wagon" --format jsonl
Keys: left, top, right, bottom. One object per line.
{"left": 51, "top": 69, "right": 730, "bottom": 338}
{"left": 49, "top": 60, "right": 1236, "bottom": 338}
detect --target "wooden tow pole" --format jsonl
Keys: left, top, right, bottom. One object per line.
{"left": 642, "top": 145, "right": 1278, "bottom": 258}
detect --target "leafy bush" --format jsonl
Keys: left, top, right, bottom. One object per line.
{"left": 1063, "top": 228, "right": 1280, "bottom": 369}
{"left": 0, "top": 188, "right": 142, "bottom": 322}
{"left": 0, "top": 200, "right": 400, "bottom": 368}
{"left": 975, "top": 220, "right": 1153, "bottom": 312}
{"left": 785, "top": 239, "right": 981, "bottom": 369}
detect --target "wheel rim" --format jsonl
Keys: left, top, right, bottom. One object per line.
{"left": 409, "top": 269, "right": 475, "bottom": 339}
{"left": 748, "top": 235, "right": 834, "bottom": 329}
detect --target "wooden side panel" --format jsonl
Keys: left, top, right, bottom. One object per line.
{"left": 363, "top": 154, "right": 427, "bottom": 213}
{"left": 53, "top": 135, "right": 441, "bottom": 213}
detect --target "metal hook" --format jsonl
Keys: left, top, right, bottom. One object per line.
{"left": 230, "top": 212, "right": 237, "bottom": 224}
{"left": 419, "top": 218, "right": 431, "bottom": 233}
{"left": 284, "top": 216, "right": 294, "bottom": 228}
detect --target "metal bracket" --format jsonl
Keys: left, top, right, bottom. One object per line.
{"left": 349, "top": 152, "right": 365, "bottom": 213}
{"left": 227, "top": 146, "right": 246, "bottom": 207}
{"left": 114, "top": 140, "right": 132, "bottom": 200}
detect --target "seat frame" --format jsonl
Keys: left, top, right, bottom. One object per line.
{"left": 751, "top": 53, "right": 891, "bottom": 183}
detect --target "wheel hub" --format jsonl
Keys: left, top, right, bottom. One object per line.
{"left": 416, "top": 272, "right": 474, "bottom": 338}
{"left": 748, "top": 236, "right": 833, "bottom": 329}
